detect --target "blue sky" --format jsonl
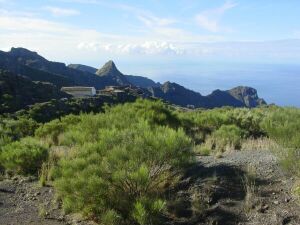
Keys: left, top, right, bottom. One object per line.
{"left": 1, "top": 0, "right": 300, "bottom": 66}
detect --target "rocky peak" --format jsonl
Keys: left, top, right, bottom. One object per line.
{"left": 96, "top": 60, "right": 129, "bottom": 85}
{"left": 96, "top": 60, "right": 120, "bottom": 76}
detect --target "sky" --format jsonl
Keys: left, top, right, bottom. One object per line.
{"left": 0, "top": 0, "right": 300, "bottom": 106}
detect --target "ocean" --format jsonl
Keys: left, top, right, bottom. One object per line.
{"left": 122, "top": 61, "right": 300, "bottom": 107}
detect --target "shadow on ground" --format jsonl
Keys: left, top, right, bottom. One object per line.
{"left": 165, "top": 161, "right": 268, "bottom": 225}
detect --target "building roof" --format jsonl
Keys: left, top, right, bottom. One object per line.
{"left": 61, "top": 86, "right": 95, "bottom": 91}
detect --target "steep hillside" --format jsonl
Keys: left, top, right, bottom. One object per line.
{"left": 0, "top": 50, "right": 73, "bottom": 87}
{"left": 68, "top": 64, "right": 97, "bottom": 74}
{"left": 0, "top": 70, "right": 69, "bottom": 113}
{"left": 0, "top": 48, "right": 126, "bottom": 89}
{"left": 149, "top": 82, "right": 209, "bottom": 107}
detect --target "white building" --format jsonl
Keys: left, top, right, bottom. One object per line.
{"left": 61, "top": 86, "right": 96, "bottom": 98}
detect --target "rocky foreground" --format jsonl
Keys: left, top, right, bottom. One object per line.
{"left": 0, "top": 149, "right": 299, "bottom": 225}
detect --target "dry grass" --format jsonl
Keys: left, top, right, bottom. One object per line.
{"left": 193, "top": 144, "right": 211, "bottom": 156}
{"left": 39, "top": 146, "right": 71, "bottom": 186}
{"left": 241, "top": 138, "right": 279, "bottom": 151}
{"left": 241, "top": 164, "right": 259, "bottom": 214}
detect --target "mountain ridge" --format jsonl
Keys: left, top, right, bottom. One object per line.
{"left": 0, "top": 47, "right": 267, "bottom": 109}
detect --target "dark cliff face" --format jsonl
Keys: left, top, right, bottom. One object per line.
{"left": 206, "top": 89, "right": 245, "bottom": 108}
{"left": 148, "top": 82, "right": 266, "bottom": 108}
{"left": 148, "top": 82, "right": 209, "bottom": 108}
{"left": 227, "top": 86, "right": 266, "bottom": 107}
{"left": 0, "top": 47, "right": 267, "bottom": 109}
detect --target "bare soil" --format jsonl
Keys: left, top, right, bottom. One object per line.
{"left": 168, "top": 149, "right": 300, "bottom": 225}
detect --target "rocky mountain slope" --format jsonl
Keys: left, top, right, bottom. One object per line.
{"left": 0, "top": 70, "right": 69, "bottom": 114}
{"left": 0, "top": 47, "right": 266, "bottom": 109}
{"left": 68, "top": 61, "right": 266, "bottom": 108}
{"left": 0, "top": 48, "right": 127, "bottom": 89}
{"left": 148, "top": 82, "right": 266, "bottom": 108}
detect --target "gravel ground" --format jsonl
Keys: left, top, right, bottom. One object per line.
{"left": 180, "top": 149, "right": 300, "bottom": 225}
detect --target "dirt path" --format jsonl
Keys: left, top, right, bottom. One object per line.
{"left": 0, "top": 150, "right": 299, "bottom": 225}
{"left": 169, "top": 149, "right": 300, "bottom": 225}
{"left": 0, "top": 176, "right": 95, "bottom": 225}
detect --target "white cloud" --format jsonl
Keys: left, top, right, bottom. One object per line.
{"left": 44, "top": 6, "right": 80, "bottom": 17}
{"left": 77, "top": 41, "right": 185, "bottom": 55}
{"left": 195, "top": 1, "right": 237, "bottom": 32}
{"left": 0, "top": 16, "right": 69, "bottom": 33}
{"left": 1, "top": 4, "right": 299, "bottom": 63}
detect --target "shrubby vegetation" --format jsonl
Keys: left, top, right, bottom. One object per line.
{"left": 260, "top": 107, "right": 300, "bottom": 177}
{"left": 211, "top": 124, "right": 244, "bottom": 151}
{"left": 15, "top": 93, "right": 136, "bottom": 123}
{"left": 0, "top": 137, "right": 48, "bottom": 175}
{"left": 55, "top": 122, "right": 191, "bottom": 224}
{"left": 39, "top": 99, "right": 192, "bottom": 224}
{"left": 0, "top": 99, "right": 300, "bottom": 223}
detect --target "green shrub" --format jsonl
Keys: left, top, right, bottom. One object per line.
{"left": 0, "top": 137, "right": 49, "bottom": 175}
{"left": 192, "top": 145, "right": 211, "bottom": 156}
{"left": 132, "top": 198, "right": 166, "bottom": 225}
{"left": 212, "top": 124, "right": 244, "bottom": 151}
{"left": 0, "top": 117, "right": 39, "bottom": 141}
{"left": 101, "top": 209, "right": 121, "bottom": 225}
{"left": 54, "top": 120, "right": 192, "bottom": 224}
{"left": 279, "top": 148, "right": 300, "bottom": 177}
{"left": 35, "top": 114, "right": 81, "bottom": 145}
{"left": 103, "top": 99, "right": 181, "bottom": 129}
{"left": 261, "top": 107, "right": 300, "bottom": 179}
{"left": 261, "top": 107, "right": 300, "bottom": 149}
{"left": 228, "top": 108, "right": 265, "bottom": 138}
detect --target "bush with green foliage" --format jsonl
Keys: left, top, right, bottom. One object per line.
{"left": 35, "top": 114, "right": 82, "bottom": 145}
{"left": 211, "top": 124, "right": 244, "bottom": 151}
{"left": 0, "top": 137, "right": 48, "bottom": 175}
{"left": 261, "top": 107, "right": 300, "bottom": 149}
{"left": 54, "top": 121, "right": 191, "bottom": 224}
{"left": 1, "top": 96, "right": 300, "bottom": 219}
{"left": 0, "top": 117, "right": 39, "bottom": 141}
{"left": 44, "top": 100, "right": 192, "bottom": 224}
{"left": 261, "top": 107, "right": 300, "bottom": 177}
